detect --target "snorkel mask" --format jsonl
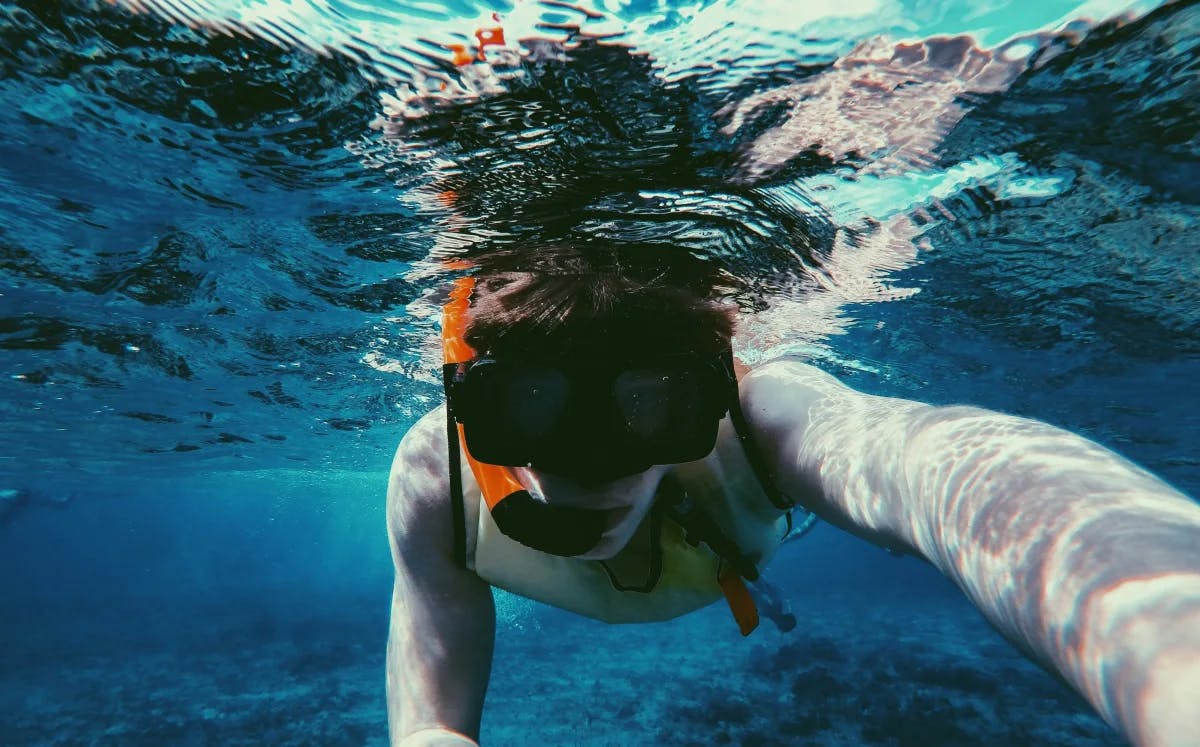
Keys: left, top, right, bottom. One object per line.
{"left": 441, "top": 276, "right": 738, "bottom": 557}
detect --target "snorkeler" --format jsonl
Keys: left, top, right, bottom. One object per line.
{"left": 386, "top": 244, "right": 1200, "bottom": 747}
{"left": 383, "top": 11, "right": 1200, "bottom": 747}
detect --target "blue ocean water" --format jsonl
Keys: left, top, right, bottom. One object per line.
{"left": 1, "top": 0, "right": 1197, "bottom": 744}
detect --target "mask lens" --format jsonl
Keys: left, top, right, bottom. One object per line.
{"left": 457, "top": 361, "right": 570, "bottom": 466}
{"left": 612, "top": 367, "right": 697, "bottom": 438}
{"left": 493, "top": 364, "right": 570, "bottom": 440}
{"left": 613, "top": 362, "right": 726, "bottom": 462}
{"left": 456, "top": 355, "right": 730, "bottom": 472}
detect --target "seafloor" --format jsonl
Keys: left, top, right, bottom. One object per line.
{"left": 2, "top": 540, "right": 1124, "bottom": 746}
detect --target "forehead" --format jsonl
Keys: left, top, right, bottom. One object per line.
{"left": 484, "top": 311, "right": 730, "bottom": 358}
{"left": 499, "top": 332, "right": 722, "bottom": 363}
{"left": 498, "top": 351, "right": 727, "bottom": 376}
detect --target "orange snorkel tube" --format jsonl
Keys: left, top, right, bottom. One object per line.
{"left": 442, "top": 275, "right": 526, "bottom": 511}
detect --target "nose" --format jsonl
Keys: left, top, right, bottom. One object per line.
{"left": 553, "top": 453, "right": 650, "bottom": 487}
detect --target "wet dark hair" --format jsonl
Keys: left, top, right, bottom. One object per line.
{"left": 462, "top": 244, "right": 736, "bottom": 359}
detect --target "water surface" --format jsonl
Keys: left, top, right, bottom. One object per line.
{"left": 1, "top": 0, "right": 1196, "bottom": 744}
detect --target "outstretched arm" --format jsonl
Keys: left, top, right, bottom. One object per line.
{"left": 742, "top": 359, "right": 1200, "bottom": 747}
{"left": 387, "top": 409, "right": 496, "bottom": 746}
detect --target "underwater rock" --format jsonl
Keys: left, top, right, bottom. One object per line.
{"left": 909, "top": 661, "right": 1003, "bottom": 696}
{"left": 789, "top": 664, "right": 842, "bottom": 701}
{"left": 762, "top": 635, "right": 845, "bottom": 676}
{"left": 778, "top": 709, "right": 833, "bottom": 738}
{"left": 860, "top": 691, "right": 979, "bottom": 747}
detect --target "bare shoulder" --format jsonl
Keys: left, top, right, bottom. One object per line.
{"left": 387, "top": 406, "right": 452, "bottom": 558}
{"left": 741, "top": 357, "right": 843, "bottom": 395}
{"left": 739, "top": 358, "right": 847, "bottom": 434}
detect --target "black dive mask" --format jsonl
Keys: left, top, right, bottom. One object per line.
{"left": 444, "top": 349, "right": 737, "bottom": 485}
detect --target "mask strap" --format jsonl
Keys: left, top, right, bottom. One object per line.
{"left": 444, "top": 368, "right": 468, "bottom": 566}
{"left": 442, "top": 276, "right": 476, "bottom": 364}
{"left": 723, "top": 350, "right": 794, "bottom": 512}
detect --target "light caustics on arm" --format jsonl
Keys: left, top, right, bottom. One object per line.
{"left": 743, "top": 360, "right": 1200, "bottom": 747}
{"left": 386, "top": 412, "right": 495, "bottom": 747}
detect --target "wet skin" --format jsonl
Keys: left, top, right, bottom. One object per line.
{"left": 387, "top": 358, "right": 1200, "bottom": 746}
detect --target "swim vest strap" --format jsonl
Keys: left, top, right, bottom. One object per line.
{"left": 444, "top": 369, "right": 468, "bottom": 567}
{"left": 658, "top": 474, "right": 762, "bottom": 635}
{"left": 598, "top": 503, "right": 665, "bottom": 593}
{"left": 719, "top": 568, "right": 760, "bottom": 636}
{"left": 659, "top": 475, "right": 760, "bottom": 580}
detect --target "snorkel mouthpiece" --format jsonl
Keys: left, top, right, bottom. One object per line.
{"left": 489, "top": 492, "right": 608, "bottom": 557}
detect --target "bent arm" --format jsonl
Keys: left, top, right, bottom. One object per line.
{"left": 742, "top": 360, "right": 1200, "bottom": 747}
{"left": 387, "top": 410, "right": 496, "bottom": 746}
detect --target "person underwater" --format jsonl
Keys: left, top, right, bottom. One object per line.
{"left": 385, "top": 10, "right": 1200, "bottom": 747}
{"left": 387, "top": 244, "right": 1200, "bottom": 747}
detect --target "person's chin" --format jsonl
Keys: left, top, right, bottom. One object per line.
{"left": 572, "top": 505, "right": 636, "bottom": 560}
{"left": 518, "top": 465, "right": 669, "bottom": 559}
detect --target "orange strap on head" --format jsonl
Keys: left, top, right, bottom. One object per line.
{"left": 443, "top": 276, "right": 477, "bottom": 365}
{"left": 442, "top": 275, "right": 525, "bottom": 510}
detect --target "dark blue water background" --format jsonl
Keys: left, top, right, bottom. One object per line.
{"left": 1, "top": 0, "right": 1197, "bottom": 744}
